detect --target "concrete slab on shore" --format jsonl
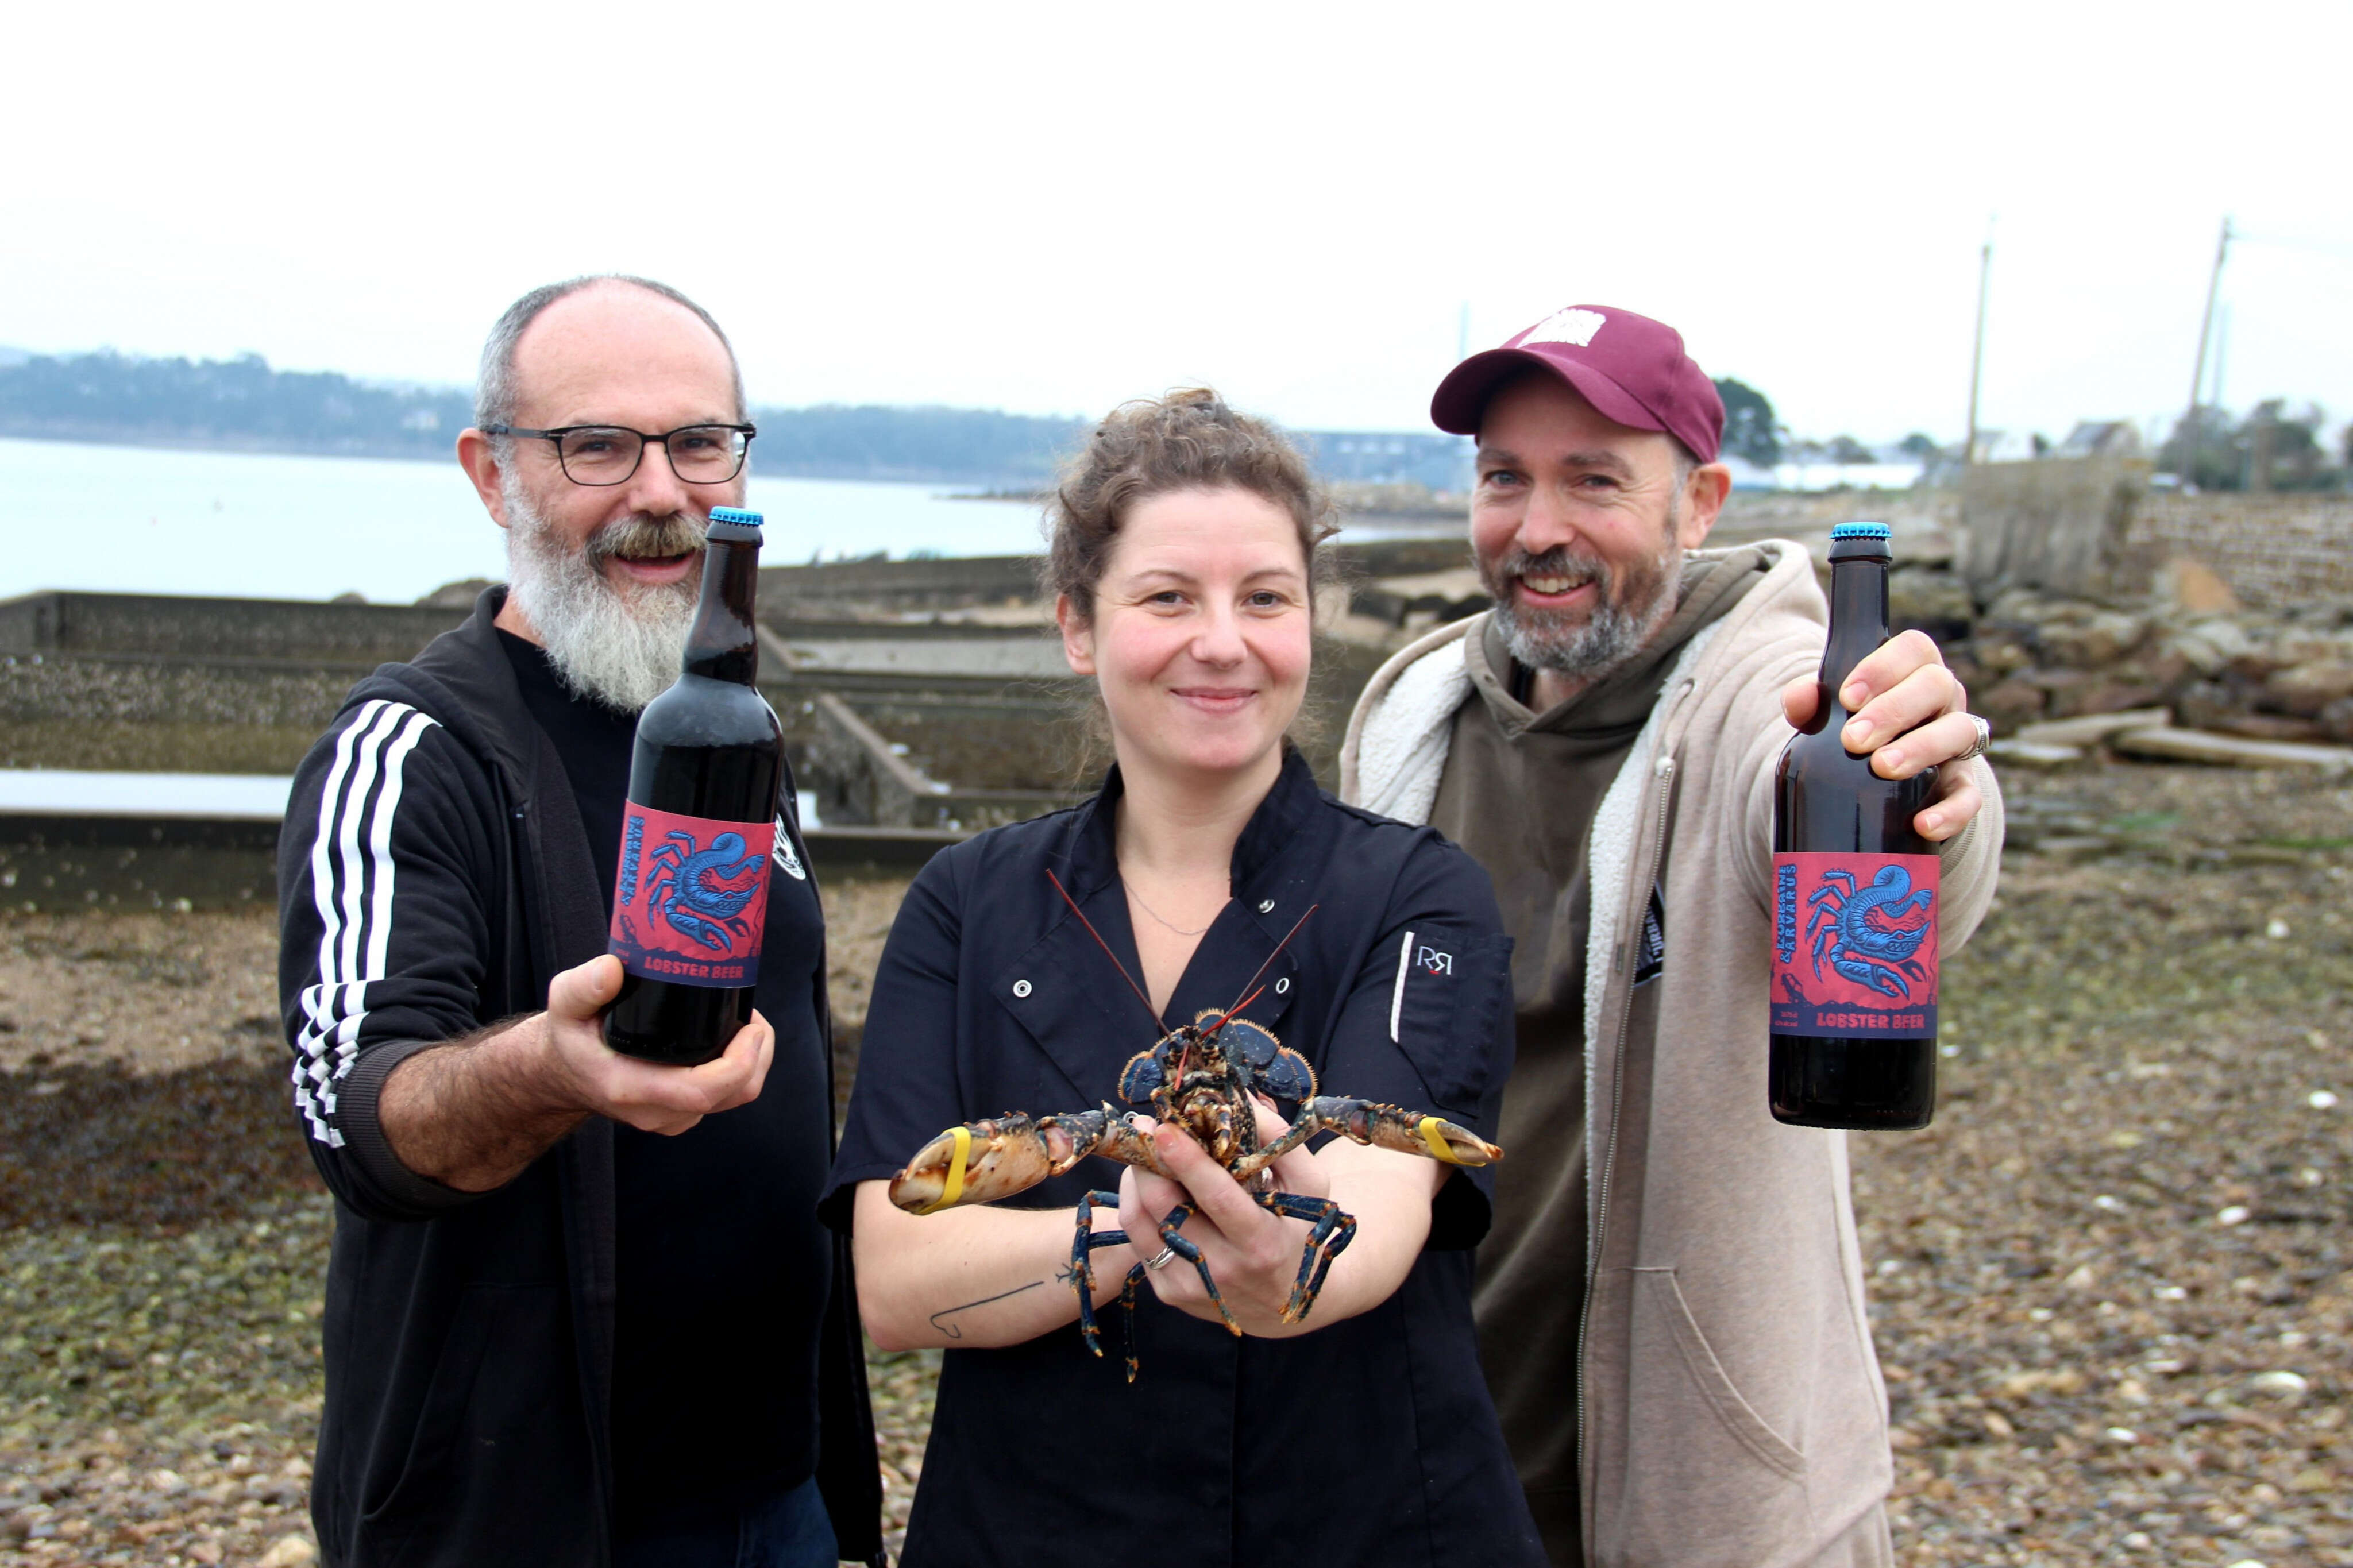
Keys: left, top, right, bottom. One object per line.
{"left": 0, "top": 768, "right": 295, "bottom": 820}
{"left": 0, "top": 770, "right": 958, "bottom": 909}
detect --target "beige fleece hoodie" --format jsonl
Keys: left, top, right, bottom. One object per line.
{"left": 1341, "top": 540, "right": 2004, "bottom": 1568}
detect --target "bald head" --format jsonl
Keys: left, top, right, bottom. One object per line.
{"left": 474, "top": 274, "right": 744, "bottom": 435}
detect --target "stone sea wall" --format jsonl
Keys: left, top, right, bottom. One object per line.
{"left": 0, "top": 658, "right": 360, "bottom": 773}
{"left": 1957, "top": 459, "right": 2353, "bottom": 611}
{"left": 2123, "top": 493, "right": 2353, "bottom": 612}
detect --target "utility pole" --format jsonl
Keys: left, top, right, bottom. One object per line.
{"left": 2180, "top": 217, "right": 2232, "bottom": 485}
{"left": 1963, "top": 226, "right": 1993, "bottom": 467}
{"left": 2211, "top": 304, "right": 2229, "bottom": 411}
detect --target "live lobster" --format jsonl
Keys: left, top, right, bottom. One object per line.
{"left": 886, "top": 873, "right": 1502, "bottom": 1379}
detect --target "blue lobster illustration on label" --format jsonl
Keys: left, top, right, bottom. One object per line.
{"left": 608, "top": 802, "right": 774, "bottom": 988}
{"left": 1806, "top": 863, "right": 1934, "bottom": 999}
{"left": 647, "top": 830, "right": 765, "bottom": 952}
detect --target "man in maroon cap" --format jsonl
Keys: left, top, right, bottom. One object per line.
{"left": 1340, "top": 305, "right": 2004, "bottom": 1566}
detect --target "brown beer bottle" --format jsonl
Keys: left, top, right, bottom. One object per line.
{"left": 602, "top": 507, "right": 784, "bottom": 1064}
{"left": 1770, "top": 521, "right": 1939, "bottom": 1129}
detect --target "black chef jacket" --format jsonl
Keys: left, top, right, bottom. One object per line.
{"left": 823, "top": 748, "right": 1545, "bottom": 1568}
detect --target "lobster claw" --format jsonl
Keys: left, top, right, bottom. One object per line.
{"left": 1403, "top": 1113, "right": 1505, "bottom": 1167}
{"left": 887, "top": 1111, "right": 1110, "bottom": 1215}
{"left": 1307, "top": 1097, "right": 1503, "bottom": 1168}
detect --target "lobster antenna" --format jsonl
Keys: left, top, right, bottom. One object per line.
{"left": 1045, "top": 869, "right": 1164, "bottom": 1035}
{"left": 1205, "top": 903, "right": 1318, "bottom": 1037}
{"left": 1218, "top": 983, "right": 1268, "bottom": 1028}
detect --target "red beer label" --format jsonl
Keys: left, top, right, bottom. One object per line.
{"left": 1770, "top": 852, "right": 1939, "bottom": 1038}
{"left": 607, "top": 802, "right": 775, "bottom": 988}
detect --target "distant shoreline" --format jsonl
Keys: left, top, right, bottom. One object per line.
{"left": 0, "top": 424, "right": 1052, "bottom": 488}
{"left": 0, "top": 423, "right": 450, "bottom": 465}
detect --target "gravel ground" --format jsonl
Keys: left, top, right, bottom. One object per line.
{"left": 0, "top": 914, "right": 281, "bottom": 1079}
{"left": 0, "top": 877, "right": 920, "bottom": 1567}
{"left": 1860, "top": 762, "right": 2353, "bottom": 1568}
{"left": 1, "top": 766, "right": 2346, "bottom": 1566}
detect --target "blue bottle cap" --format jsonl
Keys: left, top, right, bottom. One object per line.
{"left": 707, "top": 506, "right": 763, "bottom": 527}
{"left": 1829, "top": 521, "right": 1891, "bottom": 540}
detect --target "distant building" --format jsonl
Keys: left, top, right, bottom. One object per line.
{"left": 1754, "top": 460, "right": 1927, "bottom": 492}
{"left": 1294, "top": 430, "right": 1472, "bottom": 491}
{"left": 1968, "top": 428, "right": 2041, "bottom": 464}
{"left": 1968, "top": 422, "right": 2142, "bottom": 465}
{"left": 2054, "top": 420, "right": 2142, "bottom": 459}
{"left": 1726, "top": 451, "right": 1926, "bottom": 491}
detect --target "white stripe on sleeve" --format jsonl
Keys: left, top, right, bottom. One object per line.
{"left": 292, "top": 702, "right": 439, "bottom": 1146}
{"left": 1390, "top": 929, "right": 1415, "bottom": 1044}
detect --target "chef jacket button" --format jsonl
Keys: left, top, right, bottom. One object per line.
{"left": 1012, "top": 979, "right": 1033, "bottom": 998}
{"left": 1275, "top": 977, "right": 1290, "bottom": 994}
{"left": 1258, "top": 899, "right": 1275, "bottom": 914}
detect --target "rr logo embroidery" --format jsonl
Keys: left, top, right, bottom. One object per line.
{"left": 1418, "top": 946, "right": 1453, "bottom": 976}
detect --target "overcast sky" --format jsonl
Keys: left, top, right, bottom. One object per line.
{"left": 5, "top": 1, "right": 2346, "bottom": 446}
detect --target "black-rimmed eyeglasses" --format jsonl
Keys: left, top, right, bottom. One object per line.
{"left": 483, "top": 422, "right": 757, "bottom": 486}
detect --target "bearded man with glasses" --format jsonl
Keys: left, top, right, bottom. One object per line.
{"left": 276, "top": 275, "right": 884, "bottom": 1567}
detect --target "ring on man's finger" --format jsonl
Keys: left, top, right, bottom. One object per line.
{"left": 1144, "top": 1246, "right": 1178, "bottom": 1272}
{"left": 1952, "top": 713, "right": 1992, "bottom": 763}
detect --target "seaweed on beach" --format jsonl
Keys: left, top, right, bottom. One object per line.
{"left": 0, "top": 1060, "right": 321, "bottom": 1235}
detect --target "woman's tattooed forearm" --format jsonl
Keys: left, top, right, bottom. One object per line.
{"left": 928, "top": 1279, "right": 1045, "bottom": 1338}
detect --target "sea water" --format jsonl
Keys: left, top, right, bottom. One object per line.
{"left": 0, "top": 436, "right": 1051, "bottom": 604}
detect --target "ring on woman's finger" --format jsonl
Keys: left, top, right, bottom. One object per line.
{"left": 1952, "top": 713, "right": 1992, "bottom": 763}
{"left": 1144, "top": 1245, "right": 1178, "bottom": 1272}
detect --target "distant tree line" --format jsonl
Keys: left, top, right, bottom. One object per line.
{"left": 2159, "top": 400, "right": 2347, "bottom": 492}
{"left": 2, "top": 349, "right": 1869, "bottom": 488}
{"left": 749, "top": 403, "right": 1085, "bottom": 483}
{"left": 1713, "top": 380, "right": 1949, "bottom": 471}
{"left": 0, "top": 351, "right": 1094, "bottom": 481}
{"left": 0, "top": 352, "right": 472, "bottom": 458}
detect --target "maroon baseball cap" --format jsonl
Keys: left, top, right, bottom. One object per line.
{"left": 1430, "top": 303, "right": 1725, "bottom": 463}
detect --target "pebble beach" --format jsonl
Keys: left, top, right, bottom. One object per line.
{"left": 1, "top": 762, "right": 2346, "bottom": 1567}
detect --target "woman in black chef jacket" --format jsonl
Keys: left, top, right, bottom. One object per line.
{"left": 820, "top": 389, "right": 1543, "bottom": 1568}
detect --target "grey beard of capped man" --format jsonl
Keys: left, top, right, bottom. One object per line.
{"left": 1480, "top": 497, "right": 1685, "bottom": 680}
{"left": 1340, "top": 302, "right": 2003, "bottom": 1568}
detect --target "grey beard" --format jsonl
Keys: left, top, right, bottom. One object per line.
{"left": 502, "top": 477, "right": 704, "bottom": 713}
{"left": 1482, "top": 532, "right": 1683, "bottom": 678}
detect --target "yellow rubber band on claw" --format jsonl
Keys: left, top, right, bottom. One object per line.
{"left": 1417, "top": 1115, "right": 1464, "bottom": 1164}
{"left": 915, "top": 1126, "right": 973, "bottom": 1215}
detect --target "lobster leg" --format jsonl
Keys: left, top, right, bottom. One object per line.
{"left": 1082, "top": 1108, "right": 1178, "bottom": 1179}
{"left": 1070, "top": 1190, "right": 1148, "bottom": 1381}
{"left": 1810, "top": 921, "right": 1838, "bottom": 985}
{"left": 1152, "top": 1202, "right": 1241, "bottom": 1336}
{"left": 1254, "top": 1190, "right": 1357, "bottom": 1325}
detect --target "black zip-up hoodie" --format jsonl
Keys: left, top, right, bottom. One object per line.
{"left": 276, "top": 590, "right": 883, "bottom": 1567}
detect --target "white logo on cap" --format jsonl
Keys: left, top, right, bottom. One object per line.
{"left": 1517, "top": 307, "right": 1606, "bottom": 349}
